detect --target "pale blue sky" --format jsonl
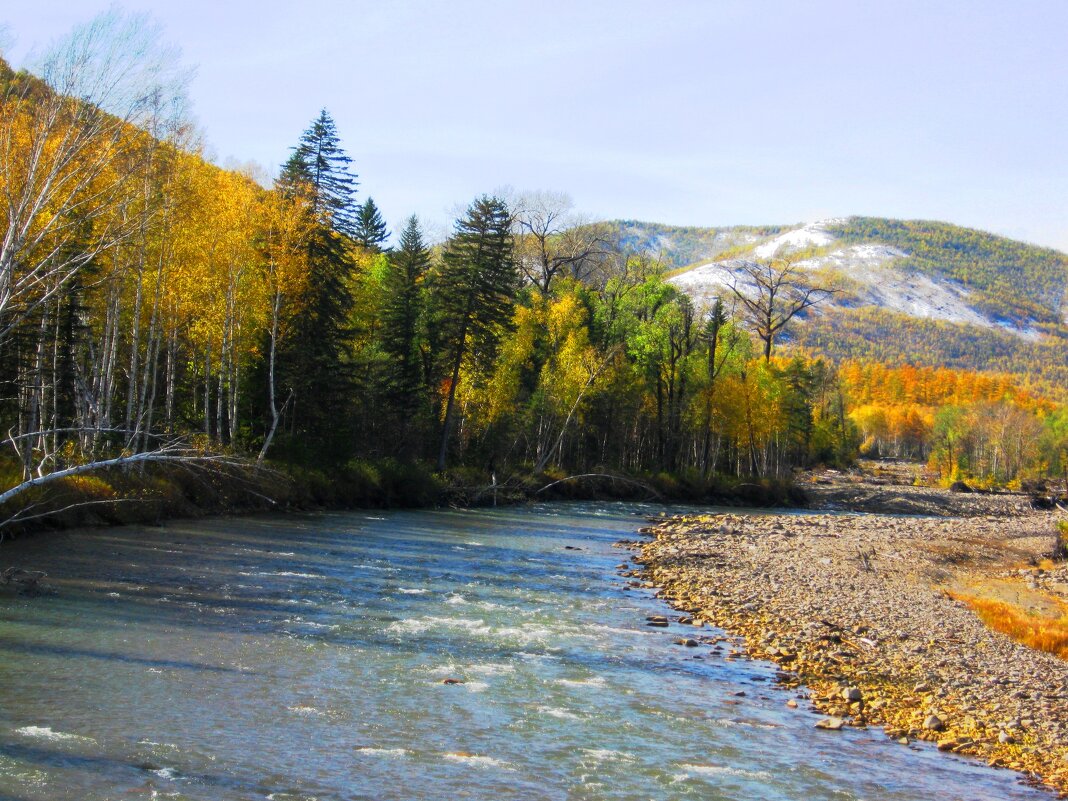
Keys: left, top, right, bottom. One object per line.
{"left": 3, "top": 1, "right": 1066, "bottom": 250}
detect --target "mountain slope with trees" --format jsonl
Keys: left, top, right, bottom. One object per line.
{"left": 660, "top": 217, "right": 1068, "bottom": 386}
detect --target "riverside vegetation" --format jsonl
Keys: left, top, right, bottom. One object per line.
{"left": 3, "top": 13, "right": 1068, "bottom": 532}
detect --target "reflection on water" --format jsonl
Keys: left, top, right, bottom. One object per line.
{"left": 0, "top": 503, "right": 1051, "bottom": 800}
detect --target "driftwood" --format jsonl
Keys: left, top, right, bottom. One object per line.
{"left": 535, "top": 473, "right": 662, "bottom": 499}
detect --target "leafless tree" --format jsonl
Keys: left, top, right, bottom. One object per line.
{"left": 512, "top": 191, "right": 607, "bottom": 293}
{"left": 724, "top": 257, "right": 837, "bottom": 361}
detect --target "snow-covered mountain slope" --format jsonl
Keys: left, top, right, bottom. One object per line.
{"left": 664, "top": 218, "right": 1063, "bottom": 342}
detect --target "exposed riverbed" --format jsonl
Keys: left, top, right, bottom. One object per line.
{"left": 0, "top": 504, "right": 1054, "bottom": 799}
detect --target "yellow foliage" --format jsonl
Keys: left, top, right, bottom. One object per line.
{"left": 952, "top": 591, "right": 1068, "bottom": 661}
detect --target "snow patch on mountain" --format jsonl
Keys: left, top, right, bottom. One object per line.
{"left": 669, "top": 220, "right": 1044, "bottom": 342}
{"left": 751, "top": 220, "right": 839, "bottom": 259}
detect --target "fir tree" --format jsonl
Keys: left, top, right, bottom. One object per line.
{"left": 354, "top": 197, "right": 390, "bottom": 251}
{"left": 273, "top": 110, "right": 360, "bottom": 459}
{"left": 279, "top": 109, "right": 358, "bottom": 235}
{"left": 433, "top": 195, "right": 517, "bottom": 470}
{"left": 382, "top": 215, "right": 430, "bottom": 407}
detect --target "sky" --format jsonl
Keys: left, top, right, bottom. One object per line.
{"left": 2, "top": 0, "right": 1066, "bottom": 250}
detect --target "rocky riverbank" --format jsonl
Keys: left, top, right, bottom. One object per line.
{"left": 801, "top": 460, "right": 1041, "bottom": 517}
{"left": 626, "top": 507, "right": 1068, "bottom": 797}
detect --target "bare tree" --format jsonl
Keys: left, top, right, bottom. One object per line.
{"left": 512, "top": 191, "right": 606, "bottom": 293}
{"left": 724, "top": 257, "right": 836, "bottom": 361}
{"left": 0, "top": 10, "right": 188, "bottom": 345}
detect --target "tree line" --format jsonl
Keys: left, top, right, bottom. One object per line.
{"left": 0, "top": 12, "right": 1063, "bottom": 518}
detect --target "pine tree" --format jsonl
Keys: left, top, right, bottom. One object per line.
{"left": 433, "top": 195, "right": 517, "bottom": 471}
{"left": 382, "top": 216, "right": 430, "bottom": 407}
{"left": 273, "top": 110, "right": 360, "bottom": 459}
{"left": 354, "top": 197, "right": 390, "bottom": 251}
{"left": 279, "top": 109, "right": 358, "bottom": 235}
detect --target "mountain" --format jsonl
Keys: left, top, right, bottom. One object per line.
{"left": 607, "top": 217, "right": 1068, "bottom": 389}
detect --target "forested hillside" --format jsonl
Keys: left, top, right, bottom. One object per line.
{"left": 1, "top": 13, "right": 1065, "bottom": 529}
{"left": 659, "top": 217, "right": 1068, "bottom": 384}
{"left": 597, "top": 220, "right": 789, "bottom": 270}
{"left": 794, "top": 308, "right": 1068, "bottom": 393}
{"left": 828, "top": 217, "right": 1068, "bottom": 325}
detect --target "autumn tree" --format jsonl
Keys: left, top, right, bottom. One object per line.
{"left": 256, "top": 185, "right": 313, "bottom": 462}
{"left": 0, "top": 10, "right": 187, "bottom": 346}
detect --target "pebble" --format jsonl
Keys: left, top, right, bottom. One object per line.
{"left": 923, "top": 715, "right": 945, "bottom": 731}
{"left": 635, "top": 503, "right": 1068, "bottom": 795}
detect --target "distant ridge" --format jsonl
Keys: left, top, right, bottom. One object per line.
{"left": 598, "top": 216, "right": 1068, "bottom": 388}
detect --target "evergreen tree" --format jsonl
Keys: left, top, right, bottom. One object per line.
{"left": 433, "top": 195, "right": 517, "bottom": 471}
{"left": 273, "top": 109, "right": 360, "bottom": 460}
{"left": 382, "top": 216, "right": 430, "bottom": 408}
{"left": 278, "top": 109, "right": 358, "bottom": 235}
{"left": 354, "top": 197, "right": 390, "bottom": 251}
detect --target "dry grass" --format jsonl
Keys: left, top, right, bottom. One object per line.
{"left": 952, "top": 591, "right": 1068, "bottom": 660}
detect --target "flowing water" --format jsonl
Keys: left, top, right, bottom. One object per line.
{"left": 0, "top": 503, "right": 1050, "bottom": 800}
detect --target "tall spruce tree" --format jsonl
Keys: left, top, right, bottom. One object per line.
{"left": 354, "top": 197, "right": 390, "bottom": 251}
{"left": 273, "top": 110, "right": 359, "bottom": 459}
{"left": 382, "top": 216, "right": 430, "bottom": 410}
{"left": 434, "top": 195, "right": 517, "bottom": 471}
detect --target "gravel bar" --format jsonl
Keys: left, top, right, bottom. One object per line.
{"left": 628, "top": 508, "right": 1068, "bottom": 797}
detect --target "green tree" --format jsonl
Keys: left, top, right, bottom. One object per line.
{"left": 355, "top": 197, "right": 390, "bottom": 251}
{"left": 274, "top": 109, "right": 359, "bottom": 459}
{"left": 382, "top": 215, "right": 431, "bottom": 428}
{"left": 433, "top": 195, "right": 517, "bottom": 471}
{"left": 931, "top": 405, "right": 971, "bottom": 480}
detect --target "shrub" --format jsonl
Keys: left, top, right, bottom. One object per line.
{"left": 1055, "top": 520, "right": 1068, "bottom": 561}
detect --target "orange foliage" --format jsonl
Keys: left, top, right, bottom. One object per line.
{"left": 840, "top": 361, "right": 1051, "bottom": 411}
{"left": 952, "top": 592, "right": 1068, "bottom": 661}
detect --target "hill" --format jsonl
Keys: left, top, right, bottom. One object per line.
{"left": 626, "top": 217, "right": 1068, "bottom": 388}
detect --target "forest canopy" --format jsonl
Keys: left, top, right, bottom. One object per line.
{"left": 0, "top": 12, "right": 1065, "bottom": 526}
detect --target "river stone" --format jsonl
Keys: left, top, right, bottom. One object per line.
{"left": 924, "top": 714, "right": 946, "bottom": 731}
{"left": 815, "top": 717, "right": 845, "bottom": 731}
{"left": 843, "top": 687, "right": 863, "bottom": 703}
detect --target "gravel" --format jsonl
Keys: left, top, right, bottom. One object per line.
{"left": 630, "top": 506, "right": 1068, "bottom": 797}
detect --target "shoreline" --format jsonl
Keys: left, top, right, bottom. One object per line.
{"left": 0, "top": 459, "right": 803, "bottom": 542}
{"left": 628, "top": 507, "right": 1068, "bottom": 797}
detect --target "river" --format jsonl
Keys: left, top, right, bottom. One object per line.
{"left": 0, "top": 503, "right": 1050, "bottom": 800}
